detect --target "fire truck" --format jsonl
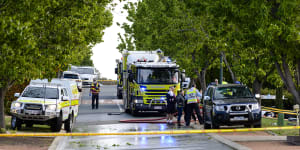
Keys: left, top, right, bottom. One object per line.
{"left": 121, "top": 49, "right": 185, "bottom": 115}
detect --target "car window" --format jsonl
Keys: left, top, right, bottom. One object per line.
{"left": 22, "top": 87, "right": 58, "bottom": 99}
{"left": 64, "top": 74, "right": 79, "bottom": 79}
{"left": 214, "top": 86, "right": 253, "bottom": 99}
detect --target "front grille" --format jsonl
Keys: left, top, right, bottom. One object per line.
{"left": 24, "top": 104, "right": 42, "bottom": 110}
{"left": 145, "top": 93, "right": 167, "bottom": 96}
{"left": 231, "top": 106, "right": 246, "bottom": 111}
{"left": 146, "top": 99, "right": 166, "bottom": 104}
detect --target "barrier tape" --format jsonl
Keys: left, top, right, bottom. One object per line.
{"left": 261, "top": 106, "right": 298, "bottom": 115}
{"left": 262, "top": 109, "right": 297, "bottom": 115}
{"left": 1, "top": 126, "right": 300, "bottom": 137}
{"left": 262, "top": 106, "right": 295, "bottom": 113}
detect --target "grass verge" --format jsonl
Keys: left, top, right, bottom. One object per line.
{"left": 4, "top": 115, "right": 52, "bottom": 133}
{"left": 262, "top": 117, "right": 300, "bottom": 136}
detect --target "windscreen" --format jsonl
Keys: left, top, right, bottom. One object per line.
{"left": 137, "top": 68, "right": 178, "bottom": 84}
{"left": 214, "top": 86, "right": 253, "bottom": 99}
{"left": 64, "top": 74, "right": 79, "bottom": 79}
{"left": 74, "top": 68, "right": 94, "bottom": 74}
{"left": 22, "top": 87, "right": 59, "bottom": 99}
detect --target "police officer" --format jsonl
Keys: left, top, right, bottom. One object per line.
{"left": 90, "top": 79, "right": 100, "bottom": 109}
{"left": 185, "top": 84, "right": 203, "bottom": 126}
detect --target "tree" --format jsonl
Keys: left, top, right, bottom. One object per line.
{"left": 0, "top": 0, "right": 112, "bottom": 130}
{"left": 118, "top": 0, "right": 221, "bottom": 92}
{"left": 203, "top": 0, "right": 300, "bottom": 102}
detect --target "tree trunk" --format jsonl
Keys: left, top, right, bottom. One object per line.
{"left": 297, "top": 59, "right": 300, "bottom": 88}
{"left": 0, "top": 86, "right": 8, "bottom": 129}
{"left": 252, "top": 78, "right": 263, "bottom": 95}
{"left": 222, "top": 52, "right": 236, "bottom": 82}
{"left": 275, "top": 55, "right": 300, "bottom": 104}
{"left": 196, "top": 68, "right": 207, "bottom": 94}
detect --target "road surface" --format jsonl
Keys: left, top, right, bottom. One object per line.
{"left": 58, "top": 85, "right": 233, "bottom": 150}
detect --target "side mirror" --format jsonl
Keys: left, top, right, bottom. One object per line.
{"left": 115, "top": 68, "right": 118, "bottom": 74}
{"left": 255, "top": 94, "right": 261, "bottom": 99}
{"left": 14, "top": 93, "right": 20, "bottom": 98}
{"left": 62, "top": 96, "right": 69, "bottom": 101}
{"left": 181, "top": 73, "right": 186, "bottom": 82}
{"left": 204, "top": 96, "right": 211, "bottom": 101}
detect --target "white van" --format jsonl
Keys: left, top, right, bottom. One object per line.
{"left": 10, "top": 79, "right": 80, "bottom": 132}
{"left": 62, "top": 71, "right": 83, "bottom": 92}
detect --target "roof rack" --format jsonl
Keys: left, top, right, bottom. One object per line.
{"left": 30, "top": 79, "right": 63, "bottom": 87}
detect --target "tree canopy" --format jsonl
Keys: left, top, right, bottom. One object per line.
{"left": 0, "top": 0, "right": 113, "bottom": 129}
{"left": 118, "top": 0, "right": 300, "bottom": 103}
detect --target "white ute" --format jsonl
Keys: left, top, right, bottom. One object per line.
{"left": 10, "top": 79, "right": 80, "bottom": 132}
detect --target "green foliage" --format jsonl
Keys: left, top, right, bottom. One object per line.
{"left": 118, "top": 0, "right": 300, "bottom": 102}
{"left": 4, "top": 81, "right": 29, "bottom": 115}
{"left": 0, "top": 0, "right": 113, "bottom": 129}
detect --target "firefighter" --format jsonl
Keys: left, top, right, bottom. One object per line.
{"left": 185, "top": 84, "right": 203, "bottom": 126}
{"left": 90, "top": 79, "right": 100, "bottom": 109}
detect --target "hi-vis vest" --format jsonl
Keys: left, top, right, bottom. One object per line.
{"left": 91, "top": 82, "right": 100, "bottom": 94}
{"left": 187, "top": 88, "right": 197, "bottom": 104}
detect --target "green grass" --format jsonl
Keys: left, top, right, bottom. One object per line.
{"left": 262, "top": 117, "right": 300, "bottom": 136}
{"left": 5, "top": 115, "right": 52, "bottom": 133}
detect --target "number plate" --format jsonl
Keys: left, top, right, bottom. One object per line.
{"left": 231, "top": 116, "right": 247, "bottom": 121}
{"left": 25, "top": 110, "right": 40, "bottom": 115}
{"left": 154, "top": 106, "right": 162, "bottom": 110}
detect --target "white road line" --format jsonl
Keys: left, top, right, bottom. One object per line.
{"left": 113, "top": 99, "right": 124, "bottom": 112}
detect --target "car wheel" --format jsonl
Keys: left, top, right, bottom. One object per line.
{"left": 253, "top": 120, "right": 261, "bottom": 128}
{"left": 203, "top": 110, "right": 211, "bottom": 129}
{"left": 211, "top": 112, "right": 219, "bottom": 129}
{"left": 65, "top": 113, "right": 74, "bottom": 133}
{"left": 11, "top": 116, "right": 22, "bottom": 130}
{"left": 50, "top": 114, "right": 62, "bottom": 132}
{"left": 25, "top": 122, "right": 33, "bottom": 128}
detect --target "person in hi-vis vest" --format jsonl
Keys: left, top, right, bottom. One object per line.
{"left": 90, "top": 79, "right": 100, "bottom": 109}
{"left": 185, "top": 84, "right": 203, "bottom": 126}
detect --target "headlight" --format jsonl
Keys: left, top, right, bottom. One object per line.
{"left": 215, "top": 105, "right": 225, "bottom": 111}
{"left": 252, "top": 103, "right": 260, "bottom": 110}
{"left": 13, "top": 102, "right": 22, "bottom": 108}
{"left": 47, "top": 105, "right": 57, "bottom": 111}
{"left": 134, "top": 100, "right": 143, "bottom": 103}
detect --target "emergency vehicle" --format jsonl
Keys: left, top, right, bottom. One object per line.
{"left": 10, "top": 79, "right": 80, "bottom": 132}
{"left": 121, "top": 49, "right": 185, "bottom": 115}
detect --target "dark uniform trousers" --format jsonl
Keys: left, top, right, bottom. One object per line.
{"left": 186, "top": 103, "right": 203, "bottom": 126}
{"left": 92, "top": 94, "right": 99, "bottom": 109}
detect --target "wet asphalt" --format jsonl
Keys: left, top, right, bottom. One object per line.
{"left": 60, "top": 85, "right": 233, "bottom": 150}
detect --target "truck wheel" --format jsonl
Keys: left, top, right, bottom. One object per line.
{"left": 11, "top": 116, "right": 22, "bottom": 130}
{"left": 51, "top": 114, "right": 62, "bottom": 132}
{"left": 65, "top": 113, "right": 74, "bottom": 133}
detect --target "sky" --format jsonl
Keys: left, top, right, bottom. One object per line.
{"left": 92, "top": 0, "right": 135, "bottom": 80}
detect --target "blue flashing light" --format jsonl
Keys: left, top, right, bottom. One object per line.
{"left": 140, "top": 86, "right": 147, "bottom": 92}
{"left": 167, "top": 58, "right": 172, "bottom": 62}
{"left": 159, "top": 124, "right": 166, "bottom": 131}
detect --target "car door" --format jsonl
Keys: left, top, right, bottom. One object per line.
{"left": 204, "top": 87, "right": 214, "bottom": 122}
{"left": 61, "top": 88, "right": 70, "bottom": 121}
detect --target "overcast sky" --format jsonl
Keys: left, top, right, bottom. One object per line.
{"left": 92, "top": 0, "right": 136, "bottom": 80}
